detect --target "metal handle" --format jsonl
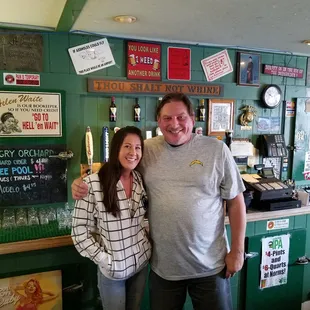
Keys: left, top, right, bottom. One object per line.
{"left": 49, "top": 151, "right": 74, "bottom": 160}
{"left": 244, "top": 252, "right": 259, "bottom": 260}
{"left": 295, "top": 256, "right": 309, "bottom": 265}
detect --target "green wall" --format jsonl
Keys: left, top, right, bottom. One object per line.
{"left": 2, "top": 33, "right": 307, "bottom": 187}
{"left": 226, "top": 215, "right": 310, "bottom": 309}
{"left": 1, "top": 32, "right": 310, "bottom": 309}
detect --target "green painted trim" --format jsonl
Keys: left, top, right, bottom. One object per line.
{"left": 56, "top": 0, "right": 88, "bottom": 32}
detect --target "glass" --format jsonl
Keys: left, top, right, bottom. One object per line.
{"left": 2, "top": 209, "right": 16, "bottom": 229}
{"left": 57, "top": 207, "right": 73, "bottom": 230}
{"left": 16, "top": 208, "right": 28, "bottom": 226}
{"left": 27, "top": 207, "right": 39, "bottom": 225}
{"left": 38, "top": 208, "right": 49, "bottom": 225}
{"left": 46, "top": 207, "right": 57, "bottom": 222}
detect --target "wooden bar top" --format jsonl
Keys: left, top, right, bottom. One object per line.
{"left": 1, "top": 207, "right": 310, "bottom": 255}
{"left": 225, "top": 205, "right": 310, "bottom": 224}
{"left": 0, "top": 235, "right": 73, "bottom": 255}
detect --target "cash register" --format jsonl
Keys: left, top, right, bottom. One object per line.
{"left": 242, "top": 166, "right": 301, "bottom": 211}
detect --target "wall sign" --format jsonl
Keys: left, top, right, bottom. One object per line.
{"left": 0, "top": 31, "right": 43, "bottom": 72}
{"left": 263, "top": 65, "right": 304, "bottom": 78}
{"left": 201, "top": 49, "right": 233, "bottom": 82}
{"left": 88, "top": 79, "right": 223, "bottom": 96}
{"left": 0, "top": 270, "right": 62, "bottom": 309}
{"left": 127, "top": 41, "right": 161, "bottom": 81}
{"left": 285, "top": 101, "right": 295, "bottom": 117}
{"left": 167, "top": 47, "right": 191, "bottom": 81}
{"left": 267, "top": 219, "right": 289, "bottom": 231}
{"left": 257, "top": 116, "right": 281, "bottom": 132}
{"left": 3, "top": 72, "right": 40, "bottom": 86}
{"left": 0, "top": 91, "right": 62, "bottom": 137}
{"left": 68, "top": 38, "right": 115, "bottom": 75}
{"left": 260, "top": 234, "right": 289, "bottom": 289}
{"left": 0, "top": 145, "right": 67, "bottom": 207}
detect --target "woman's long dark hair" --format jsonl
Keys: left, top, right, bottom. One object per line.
{"left": 98, "top": 126, "right": 144, "bottom": 217}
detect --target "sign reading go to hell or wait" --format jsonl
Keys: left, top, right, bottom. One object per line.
{"left": 88, "top": 79, "right": 223, "bottom": 97}
{"left": 0, "top": 91, "right": 62, "bottom": 137}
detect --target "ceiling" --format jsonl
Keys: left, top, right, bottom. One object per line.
{"left": 2, "top": 0, "right": 310, "bottom": 56}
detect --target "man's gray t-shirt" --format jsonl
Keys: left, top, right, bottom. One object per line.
{"left": 139, "top": 134, "right": 245, "bottom": 280}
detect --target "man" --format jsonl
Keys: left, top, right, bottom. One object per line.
{"left": 72, "top": 92, "right": 246, "bottom": 310}
{"left": 246, "top": 56, "right": 253, "bottom": 84}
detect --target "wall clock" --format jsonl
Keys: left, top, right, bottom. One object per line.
{"left": 261, "top": 84, "right": 282, "bottom": 109}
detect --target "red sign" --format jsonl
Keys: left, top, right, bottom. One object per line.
{"left": 263, "top": 65, "right": 304, "bottom": 78}
{"left": 167, "top": 47, "right": 191, "bottom": 80}
{"left": 3, "top": 73, "right": 40, "bottom": 86}
{"left": 127, "top": 41, "right": 161, "bottom": 81}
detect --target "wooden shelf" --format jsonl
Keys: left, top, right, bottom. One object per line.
{"left": 0, "top": 235, "right": 73, "bottom": 255}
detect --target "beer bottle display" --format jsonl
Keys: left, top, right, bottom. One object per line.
{"left": 199, "top": 99, "right": 206, "bottom": 122}
{"left": 157, "top": 97, "right": 162, "bottom": 120}
{"left": 134, "top": 98, "right": 141, "bottom": 122}
{"left": 195, "top": 104, "right": 200, "bottom": 121}
{"left": 109, "top": 97, "right": 117, "bottom": 122}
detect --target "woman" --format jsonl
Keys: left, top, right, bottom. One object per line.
{"left": 0, "top": 112, "right": 22, "bottom": 134}
{"left": 10, "top": 278, "right": 58, "bottom": 310}
{"left": 71, "top": 126, "right": 151, "bottom": 310}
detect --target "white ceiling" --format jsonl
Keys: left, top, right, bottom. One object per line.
{"left": 0, "top": 0, "right": 67, "bottom": 29}
{"left": 72, "top": 0, "right": 310, "bottom": 56}
{"left": 1, "top": 0, "right": 310, "bottom": 56}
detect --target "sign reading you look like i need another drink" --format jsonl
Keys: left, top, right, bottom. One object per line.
{"left": 88, "top": 79, "right": 223, "bottom": 97}
{"left": 127, "top": 41, "right": 161, "bottom": 81}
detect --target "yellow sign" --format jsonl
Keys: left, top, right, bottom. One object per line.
{"left": 0, "top": 270, "right": 62, "bottom": 309}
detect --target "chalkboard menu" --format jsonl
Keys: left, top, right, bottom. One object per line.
{"left": 0, "top": 31, "right": 43, "bottom": 72}
{"left": 0, "top": 145, "right": 67, "bottom": 207}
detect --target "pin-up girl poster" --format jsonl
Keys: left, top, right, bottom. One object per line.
{"left": 0, "top": 270, "right": 62, "bottom": 310}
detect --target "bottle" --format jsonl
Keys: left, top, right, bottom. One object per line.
{"left": 199, "top": 99, "right": 206, "bottom": 122}
{"left": 102, "top": 126, "right": 109, "bottom": 163}
{"left": 156, "top": 97, "right": 162, "bottom": 120}
{"left": 134, "top": 98, "right": 141, "bottom": 122}
{"left": 109, "top": 97, "right": 117, "bottom": 122}
{"left": 85, "top": 126, "right": 93, "bottom": 173}
{"left": 195, "top": 105, "right": 200, "bottom": 121}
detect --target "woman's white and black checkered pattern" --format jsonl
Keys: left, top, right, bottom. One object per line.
{"left": 71, "top": 170, "right": 151, "bottom": 280}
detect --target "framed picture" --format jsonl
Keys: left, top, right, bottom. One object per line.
{"left": 237, "top": 52, "right": 260, "bottom": 86}
{"left": 208, "top": 99, "right": 234, "bottom": 136}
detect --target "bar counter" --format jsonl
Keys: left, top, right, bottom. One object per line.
{"left": 1, "top": 207, "right": 310, "bottom": 255}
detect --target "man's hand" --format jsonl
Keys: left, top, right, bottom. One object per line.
{"left": 71, "top": 177, "right": 88, "bottom": 200}
{"left": 225, "top": 250, "right": 244, "bottom": 278}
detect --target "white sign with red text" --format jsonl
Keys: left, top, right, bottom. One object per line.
{"left": 201, "top": 49, "right": 233, "bottom": 82}
{"left": 3, "top": 73, "right": 40, "bottom": 86}
{"left": 0, "top": 91, "right": 61, "bottom": 137}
